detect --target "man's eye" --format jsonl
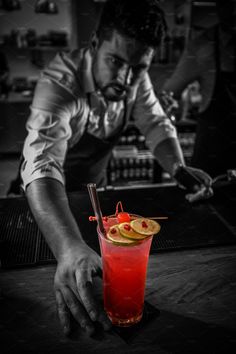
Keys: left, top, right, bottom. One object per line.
{"left": 109, "top": 57, "right": 120, "bottom": 66}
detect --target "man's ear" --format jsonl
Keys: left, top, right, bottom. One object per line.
{"left": 90, "top": 32, "right": 99, "bottom": 53}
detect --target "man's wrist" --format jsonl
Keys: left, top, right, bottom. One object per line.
{"left": 56, "top": 236, "right": 86, "bottom": 261}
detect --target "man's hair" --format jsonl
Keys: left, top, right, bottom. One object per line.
{"left": 96, "top": 0, "right": 167, "bottom": 48}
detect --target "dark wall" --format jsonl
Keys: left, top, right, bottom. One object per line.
{"left": 72, "top": 0, "right": 104, "bottom": 48}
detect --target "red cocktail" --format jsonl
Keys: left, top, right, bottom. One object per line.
{"left": 97, "top": 209, "right": 160, "bottom": 327}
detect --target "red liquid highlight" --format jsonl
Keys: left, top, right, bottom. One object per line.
{"left": 98, "top": 218, "right": 153, "bottom": 326}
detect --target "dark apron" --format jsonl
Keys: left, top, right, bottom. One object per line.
{"left": 64, "top": 97, "right": 127, "bottom": 191}
{"left": 191, "top": 27, "right": 236, "bottom": 177}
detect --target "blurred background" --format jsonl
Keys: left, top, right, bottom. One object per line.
{"left": 0, "top": 0, "right": 235, "bottom": 196}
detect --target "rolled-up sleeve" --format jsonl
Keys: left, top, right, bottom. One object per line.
{"left": 21, "top": 75, "right": 76, "bottom": 191}
{"left": 133, "top": 73, "right": 177, "bottom": 153}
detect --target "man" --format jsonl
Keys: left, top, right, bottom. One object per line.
{"left": 21, "top": 0, "right": 212, "bottom": 336}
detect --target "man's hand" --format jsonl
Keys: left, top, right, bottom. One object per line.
{"left": 54, "top": 241, "right": 111, "bottom": 336}
{"left": 26, "top": 179, "right": 112, "bottom": 336}
{"left": 178, "top": 166, "right": 214, "bottom": 203}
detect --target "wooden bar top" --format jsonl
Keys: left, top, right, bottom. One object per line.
{"left": 1, "top": 245, "right": 236, "bottom": 354}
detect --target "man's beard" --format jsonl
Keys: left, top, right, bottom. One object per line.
{"left": 100, "top": 83, "right": 128, "bottom": 102}
{"left": 92, "top": 60, "right": 129, "bottom": 101}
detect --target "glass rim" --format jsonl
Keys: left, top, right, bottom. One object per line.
{"left": 97, "top": 227, "right": 153, "bottom": 247}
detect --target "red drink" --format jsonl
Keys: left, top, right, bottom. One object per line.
{"left": 98, "top": 217, "right": 153, "bottom": 327}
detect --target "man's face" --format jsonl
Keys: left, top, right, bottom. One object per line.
{"left": 91, "top": 31, "right": 154, "bottom": 101}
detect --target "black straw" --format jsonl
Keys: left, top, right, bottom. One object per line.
{"left": 87, "top": 183, "right": 106, "bottom": 235}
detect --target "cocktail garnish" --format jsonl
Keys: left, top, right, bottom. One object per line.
{"left": 117, "top": 212, "right": 131, "bottom": 223}
{"left": 119, "top": 222, "right": 148, "bottom": 240}
{"left": 124, "top": 224, "right": 131, "bottom": 231}
{"left": 107, "top": 225, "right": 137, "bottom": 245}
{"left": 89, "top": 216, "right": 108, "bottom": 222}
{"left": 130, "top": 218, "right": 161, "bottom": 236}
{"left": 89, "top": 201, "right": 163, "bottom": 244}
{"left": 115, "top": 201, "right": 124, "bottom": 214}
{"left": 142, "top": 221, "right": 148, "bottom": 228}
{"left": 89, "top": 201, "right": 167, "bottom": 223}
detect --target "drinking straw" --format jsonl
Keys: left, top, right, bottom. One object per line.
{"left": 87, "top": 183, "right": 106, "bottom": 235}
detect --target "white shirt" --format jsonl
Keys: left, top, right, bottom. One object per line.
{"left": 21, "top": 48, "right": 177, "bottom": 190}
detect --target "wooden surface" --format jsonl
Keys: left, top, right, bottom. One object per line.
{"left": 1, "top": 245, "right": 236, "bottom": 354}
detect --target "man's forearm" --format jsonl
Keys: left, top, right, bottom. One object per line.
{"left": 26, "top": 178, "right": 84, "bottom": 260}
{"left": 153, "top": 137, "right": 185, "bottom": 176}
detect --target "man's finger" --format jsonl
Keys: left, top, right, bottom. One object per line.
{"left": 97, "top": 309, "right": 112, "bottom": 331}
{"left": 186, "top": 191, "right": 202, "bottom": 203}
{"left": 60, "top": 286, "right": 94, "bottom": 335}
{"left": 186, "top": 186, "right": 214, "bottom": 203}
{"left": 55, "top": 289, "right": 71, "bottom": 335}
{"left": 76, "top": 272, "right": 112, "bottom": 330}
{"left": 75, "top": 269, "right": 98, "bottom": 322}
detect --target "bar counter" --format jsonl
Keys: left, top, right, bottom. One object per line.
{"left": 0, "top": 184, "right": 236, "bottom": 353}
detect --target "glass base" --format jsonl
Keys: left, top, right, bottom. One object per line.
{"left": 108, "top": 312, "right": 143, "bottom": 327}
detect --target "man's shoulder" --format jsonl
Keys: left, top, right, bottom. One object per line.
{"left": 41, "top": 48, "right": 86, "bottom": 97}
{"left": 69, "top": 48, "right": 84, "bottom": 67}
{"left": 44, "top": 48, "right": 83, "bottom": 74}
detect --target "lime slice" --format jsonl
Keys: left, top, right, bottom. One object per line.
{"left": 130, "top": 218, "right": 161, "bottom": 236}
{"left": 107, "top": 225, "right": 136, "bottom": 245}
{"left": 118, "top": 222, "right": 147, "bottom": 240}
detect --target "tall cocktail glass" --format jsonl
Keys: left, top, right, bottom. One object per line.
{"left": 97, "top": 216, "right": 153, "bottom": 327}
